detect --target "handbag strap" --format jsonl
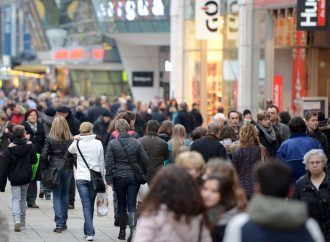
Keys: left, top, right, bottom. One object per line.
{"left": 198, "top": 218, "right": 203, "bottom": 242}
{"left": 76, "top": 140, "right": 90, "bottom": 170}
{"left": 117, "top": 138, "right": 137, "bottom": 172}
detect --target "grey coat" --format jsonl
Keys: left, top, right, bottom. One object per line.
{"left": 105, "top": 133, "right": 148, "bottom": 184}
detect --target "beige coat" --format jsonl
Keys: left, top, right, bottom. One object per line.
{"left": 132, "top": 205, "right": 212, "bottom": 242}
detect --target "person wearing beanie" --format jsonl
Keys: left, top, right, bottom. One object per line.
{"left": 93, "top": 110, "right": 112, "bottom": 148}
{"left": 21, "top": 109, "right": 45, "bottom": 208}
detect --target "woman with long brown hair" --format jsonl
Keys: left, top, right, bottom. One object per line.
{"left": 231, "top": 124, "right": 262, "bottom": 199}
{"left": 41, "top": 117, "right": 75, "bottom": 233}
{"left": 133, "top": 165, "right": 212, "bottom": 242}
{"left": 165, "top": 124, "right": 190, "bottom": 165}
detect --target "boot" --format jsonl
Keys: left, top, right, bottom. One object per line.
{"left": 118, "top": 215, "right": 126, "bottom": 240}
{"left": 127, "top": 212, "right": 137, "bottom": 242}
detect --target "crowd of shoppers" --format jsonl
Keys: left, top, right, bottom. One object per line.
{"left": 0, "top": 90, "right": 330, "bottom": 242}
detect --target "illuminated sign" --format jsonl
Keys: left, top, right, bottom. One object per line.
{"left": 98, "top": 0, "right": 166, "bottom": 21}
{"left": 53, "top": 46, "right": 104, "bottom": 63}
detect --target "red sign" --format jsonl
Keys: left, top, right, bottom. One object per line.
{"left": 53, "top": 47, "right": 104, "bottom": 63}
{"left": 273, "top": 75, "right": 283, "bottom": 111}
{"left": 318, "top": 0, "right": 326, "bottom": 26}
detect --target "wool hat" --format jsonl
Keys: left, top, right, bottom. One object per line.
{"left": 56, "top": 106, "right": 71, "bottom": 113}
{"left": 103, "top": 110, "right": 112, "bottom": 117}
{"left": 44, "top": 107, "right": 56, "bottom": 117}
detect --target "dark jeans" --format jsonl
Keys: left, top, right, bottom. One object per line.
{"left": 69, "top": 175, "right": 75, "bottom": 206}
{"left": 113, "top": 176, "right": 140, "bottom": 215}
{"left": 26, "top": 181, "right": 37, "bottom": 205}
{"left": 76, "top": 179, "right": 97, "bottom": 236}
{"left": 53, "top": 169, "right": 73, "bottom": 228}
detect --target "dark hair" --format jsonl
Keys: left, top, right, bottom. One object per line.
{"left": 217, "top": 106, "right": 224, "bottom": 113}
{"left": 243, "top": 109, "right": 251, "bottom": 116}
{"left": 255, "top": 160, "right": 292, "bottom": 198}
{"left": 304, "top": 111, "right": 318, "bottom": 121}
{"left": 279, "top": 111, "right": 291, "bottom": 125}
{"left": 123, "top": 111, "right": 136, "bottom": 126}
{"left": 289, "top": 117, "right": 306, "bottom": 134}
{"left": 268, "top": 105, "right": 279, "bottom": 114}
{"left": 13, "top": 125, "right": 26, "bottom": 139}
{"left": 204, "top": 173, "right": 236, "bottom": 211}
{"left": 317, "top": 112, "right": 326, "bottom": 122}
{"left": 227, "top": 110, "right": 239, "bottom": 119}
{"left": 146, "top": 120, "right": 160, "bottom": 133}
{"left": 257, "top": 112, "right": 270, "bottom": 121}
{"left": 108, "top": 112, "right": 125, "bottom": 133}
{"left": 158, "top": 120, "right": 174, "bottom": 137}
{"left": 24, "top": 109, "right": 39, "bottom": 120}
{"left": 191, "top": 126, "right": 207, "bottom": 141}
{"left": 139, "top": 165, "right": 205, "bottom": 221}
{"left": 219, "top": 125, "right": 237, "bottom": 141}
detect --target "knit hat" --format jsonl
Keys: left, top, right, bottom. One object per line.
{"left": 44, "top": 107, "right": 56, "bottom": 117}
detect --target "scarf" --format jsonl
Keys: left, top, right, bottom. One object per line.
{"left": 207, "top": 205, "right": 224, "bottom": 226}
{"left": 27, "top": 121, "right": 38, "bottom": 133}
{"left": 257, "top": 123, "right": 276, "bottom": 143}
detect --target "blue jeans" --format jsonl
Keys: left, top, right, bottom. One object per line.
{"left": 52, "top": 169, "right": 73, "bottom": 228}
{"left": 76, "top": 179, "right": 97, "bottom": 236}
{"left": 113, "top": 176, "right": 140, "bottom": 215}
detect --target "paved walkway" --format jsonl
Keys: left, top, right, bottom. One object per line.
{"left": 0, "top": 183, "right": 124, "bottom": 242}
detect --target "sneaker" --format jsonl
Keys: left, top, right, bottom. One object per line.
{"left": 27, "top": 203, "right": 39, "bottom": 208}
{"left": 85, "top": 235, "right": 94, "bottom": 241}
{"left": 53, "top": 227, "right": 64, "bottom": 233}
{"left": 14, "top": 222, "right": 21, "bottom": 232}
{"left": 38, "top": 192, "right": 44, "bottom": 198}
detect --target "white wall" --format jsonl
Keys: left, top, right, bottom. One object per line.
{"left": 116, "top": 42, "right": 162, "bottom": 103}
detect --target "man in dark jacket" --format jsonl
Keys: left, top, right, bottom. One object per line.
{"left": 191, "top": 103, "right": 203, "bottom": 128}
{"left": 139, "top": 120, "right": 168, "bottom": 183}
{"left": 150, "top": 105, "right": 166, "bottom": 124}
{"left": 56, "top": 106, "right": 81, "bottom": 209}
{"left": 190, "top": 122, "right": 227, "bottom": 162}
{"left": 86, "top": 97, "right": 108, "bottom": 124}
{"left": 175, "top": 102, "right": 194, "bottom": 137}
{"left": 223, "top": 161, "right": 324, "bottom": 242}
{"left": 0, "top": 125, "right": 37, "bottom": 232}
{"left": 305, "top": 111, "right": 330, "bottom": 162}
{"left": 93, "top": 110, "right": 111, "bottom": 148}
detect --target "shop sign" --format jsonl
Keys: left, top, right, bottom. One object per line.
{"left": 195, "top": 0, "right": 221, "bottom": 39}
{"left": 297, "top": 0, "right": 329, "bottom": 31}
{"left": 52, "top": 47, "right": 104, "bottom": 64}
{"left": 132, "top": 72, "right": 153, "bottom": 87}
{"left": 273, "top": 75, "right": 283, "bottom": 112}
{"left": 226, "top": 0, "right": 239, "bottom": 40}
{"left": 98, "top": 0, "right": 166, "bottom": 21}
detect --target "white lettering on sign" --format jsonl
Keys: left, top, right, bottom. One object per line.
{"left": 300, "top": 0, "right": 317, "bottom": 27}
{"left": 195, "top": 0, "right": 221, "bottom": 39}
{"left": 99, "top": 0, "right": 165, "bottom": 21}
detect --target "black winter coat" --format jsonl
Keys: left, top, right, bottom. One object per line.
{"left": 308, "top": 129, "right": 330, "bottom": 161}
{"left": 175, "top": 110, "right": 194, "bottom": 134}
{"left": 21, "top": 120, "right": 45, "bottom": 154}
{"left": 41, "top": 137, "right": 75, "bottom": 171}
{"left": 190, "top": 135, "right": 227, "bottom": 162}
{"left": 294, "top": 173, "right": 330, "bottom": 241}
{"left": 0, "top": 140, "right": 36, "bottom": 191}
{"left": 191, "top": 109, "right": 203, "bottom": 128}
{"left": 105, "top": 133, "right": 149, "bottom": 184}
{"left": 139, "top": 132, "right": 169, "bottom": 183}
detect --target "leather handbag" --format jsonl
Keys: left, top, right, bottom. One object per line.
{"left": 76, "top": 140, "right": 106, "bottom": 193}
{"left": 117, "top": 139, "right": 147, "bottom": 185}
{"left": 43, "top": 150, "right": 68, "bottom": 189}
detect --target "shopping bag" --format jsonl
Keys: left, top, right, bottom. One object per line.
{"left": 96, "top": 190, "right": 108, "bottom": 217}
{"left": 31, "top": 153, "right": 40, "bottom": 181}
{"left": 137, "top": 183, "right": 149, "bottom": 203}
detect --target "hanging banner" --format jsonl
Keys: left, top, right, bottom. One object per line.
{"left": 273, "top": 75, "right": 283, "bottom": 112}
{"left": 195, "top": 0, "right": 221, "bottom": 39}
{"left": 297, "top": 0, "right": 329, "bottom": 31}
{"left": 2, "top": 5, "right": 11, "bottom": 56}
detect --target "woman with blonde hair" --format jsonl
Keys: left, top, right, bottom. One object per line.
{"left": 68, "top": 122, "right": 105, "bottom": 241}
{"left": 41, "top": 116, "right": 75, "bottom": 233}
{"left": 165, "top": 124, "right": 190, "bottom": 165}
{"left": 231, "top": 124, "right": 262, "bottom": 199}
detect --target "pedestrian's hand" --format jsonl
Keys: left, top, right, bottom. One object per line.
{"left": 74, "top": 135, "right": 80, "bottom": 140}
{"left": 4, "top": 128, "right": 8, "bottom": 134}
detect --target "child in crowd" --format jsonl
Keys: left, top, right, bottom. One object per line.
{"left": 176, "top": 151, "right": 205, "bottom": 186}
{"left": 0, "top": 125, "right": 37, "bottom": 232}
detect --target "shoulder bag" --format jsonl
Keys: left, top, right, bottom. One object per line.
{"left": 43, "top": 150, "right": 68, "bottom": 189}
{"left": 117, "top": 139, "right": 147, "bottom": 184}
{"left": 76, "top": 140, "right": 106, "bottom": 193}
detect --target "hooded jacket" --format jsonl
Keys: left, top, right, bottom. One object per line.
{"left": 223, "top": 194, "right": 325, "bottom": 242}
{"left": 132, "top": 204, "right": 212, "bottom": 242}
{"left": 0, "top": 140, "right": 36, "bottom": 190}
